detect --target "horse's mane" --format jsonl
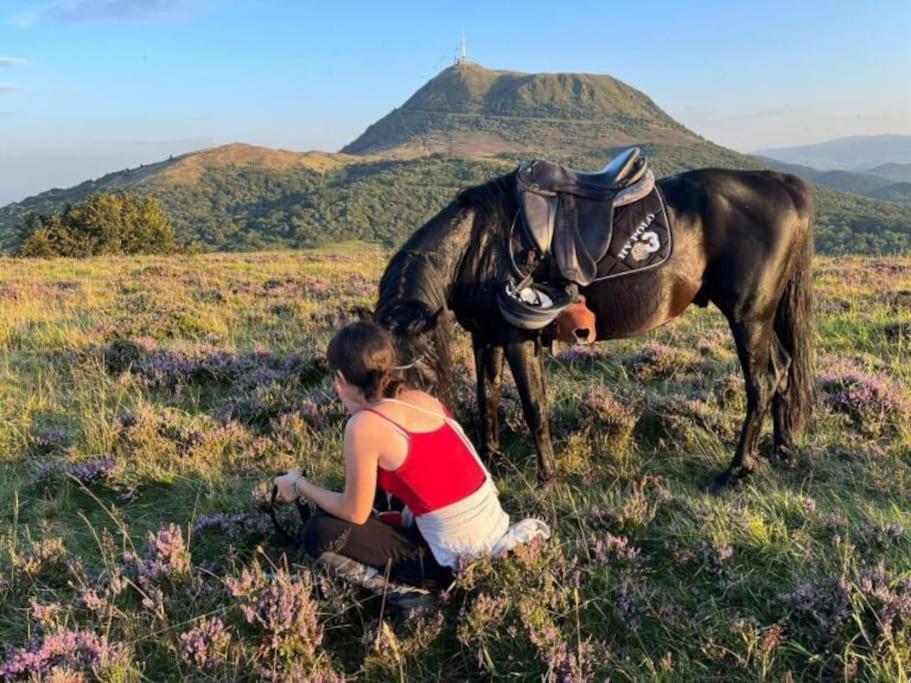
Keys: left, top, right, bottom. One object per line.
{"left": 374, "top": 170, "right": 517, "bottom": 402}
{"left": 456, "top": 171, "right": 517, "bottom": 242}
{"left": 376, "top": 170, "right": 516, "bottom": 324}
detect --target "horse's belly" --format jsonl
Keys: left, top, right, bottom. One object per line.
{"left": 587, "top": 270, "right": 699, "bottom": 340}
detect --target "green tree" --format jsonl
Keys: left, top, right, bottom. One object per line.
{"left": 14, "top": 193, "right": 179, "bottom": 257}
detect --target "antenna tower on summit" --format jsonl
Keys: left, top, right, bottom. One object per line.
{"left": 455, "top": 32, "right": 468, "bottom": 65}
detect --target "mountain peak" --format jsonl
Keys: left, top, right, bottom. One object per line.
{"left": 342, "top": 63, "right": 699, "bottom": 157}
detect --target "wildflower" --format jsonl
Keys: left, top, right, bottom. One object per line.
{"left": 0, "top": 629, "right": 126, "bottom": 681}
{"left": 587, "top": 533, "right": 641, "bottom": 565}
{"left": 77, "top": 589, "right": 107, "bottom": 614}
{"left": 759, "top": 623, "right": 784, "bottom": 655}
{"left": 621, "top": 342, "right": 679, "bottom": 378}
{"left": 125, "top": 524, "right": 191, "bottom": 587}
{"left": 179, "top": 617, "right": 231, "bottom": 670}
{"left": 819, "top": 365, "right": 910, "bottom": 431}
{"left": 29, "top": 600, "right": 62, "bottom": 629}
{"left": 227, "top": 566, "right": 323, "bottom": 660}
{"left": 34, "top": 458, "right": 122, "bottom": 487}
{"left": 28, "top": 425, "right": 68, "bottom": 454}
{"left": 457, "top": 592, "right": 509, "bottom": 646}
{"left": 556, "top": 345, "right": 597, "bottom": 364}
{"left": 70, "top": 458, "right": 122, "bottom": 485}
{"left": 800, "top": 497, "right": 817, "bottom": 516}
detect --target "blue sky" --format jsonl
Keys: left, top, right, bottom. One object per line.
{"left": 1, "top": 0, "right": 909, "bottom": 204}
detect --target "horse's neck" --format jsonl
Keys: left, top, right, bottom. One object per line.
{"left": 405, "top": 204, "right": 476, "bottom": 288}
{"left": 377, "top": 202, "right": 476, "bottom": 317}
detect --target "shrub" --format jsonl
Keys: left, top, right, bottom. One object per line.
{"left": 14, "top": 193, "right": 180, "bottom": 257}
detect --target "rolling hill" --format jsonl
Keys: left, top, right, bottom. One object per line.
{"left": 760, "top": 157, "right": 911, "bottom": 209}
{"left": 2, "top": 62, "right": 911, "bottom": 255}
{"left": 868, "top": 162, "right": 911, "bottom": 183}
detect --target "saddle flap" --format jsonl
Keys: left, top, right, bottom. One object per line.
{"left": 519, "top": 190, "right": 557, "bottom": 254}
{"left": 552, "top": 194, "right": 600, "bottom": 287}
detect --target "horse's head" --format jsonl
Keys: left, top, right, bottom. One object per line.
{"left": 553, "top": 295, "right": 597, "bottom": 345}
{"left": 374, "top": 299, "right": 448, "bottom": 394}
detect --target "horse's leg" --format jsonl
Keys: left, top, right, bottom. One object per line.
{"left": 473, "top": 336, "right": 505, "bottom": 459}
{"left": 769, "top": 332, "right": 795, "bottom": 461}
{"left": 711, "top": 318, "right": 777, "bottom": 493}
{"left": 504, "top": 337, "right": 556, "bottom": 482}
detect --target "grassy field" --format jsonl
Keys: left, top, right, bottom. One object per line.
{"left": 1, "top": 243, "right": 909, "bottom": 681}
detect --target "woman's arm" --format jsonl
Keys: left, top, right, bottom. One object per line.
{"left": 275, "top": 418, "right": 379, "bottom": 524}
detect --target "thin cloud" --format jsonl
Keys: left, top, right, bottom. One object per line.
{"left": 13, "top": 0, "right": 200, "bottom": 25}
{"left": 0, "top": 84, "right": 25, "bottom": 95}
{"left": 0, "top": 57, "right": 28, "bottom": 68}
{"left": 119, "top": 136, "right": 220, "bottom": 146}
{"left": 52, "top": 86, "right": 80, "bottom": 96}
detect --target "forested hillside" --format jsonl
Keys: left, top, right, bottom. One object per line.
{"left": 3, "top": 63, "right": 911, "bottom": 255}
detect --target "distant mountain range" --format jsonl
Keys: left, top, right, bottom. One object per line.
{"left": 758, "top": 134, "right": 911, "bottom": 171}
{"left": 867, "top": 162, "right": 911, "bottom": 183}
{"left": 2, "top": 63, "right": 911, "bottom": 255}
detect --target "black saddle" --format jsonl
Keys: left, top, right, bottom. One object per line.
{"left": 519, "top": 147, "right": 646, "bottom": 199}
{"left": 516, "top": 147, "right": 649, "bottom": 286}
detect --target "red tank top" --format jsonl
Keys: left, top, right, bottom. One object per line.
{"left": 365, "top": 404, "right": 486, "bottom": 516}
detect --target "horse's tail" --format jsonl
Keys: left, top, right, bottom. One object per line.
{"left": 773, "top": 191, "right": 815, "bottom": 445}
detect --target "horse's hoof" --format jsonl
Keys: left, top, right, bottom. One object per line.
{"left": 709, "top": 473, "right": 732, "bottom": 496}
{"left": 537, "top": 469, "right": 557, "bottom": 488}
{"left": 709, "top": 469, "right": 749, "bottom": 496}
{"left": 771, "top": 444, "right": 796, "bottom": 468}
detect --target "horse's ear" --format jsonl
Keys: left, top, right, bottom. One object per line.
{"left": 378, "top": 301, "right": 436, "bottom": 336}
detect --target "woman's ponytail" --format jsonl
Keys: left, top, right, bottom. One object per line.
{"left": 327, "top": 321, "right": 406, "bottom": 401}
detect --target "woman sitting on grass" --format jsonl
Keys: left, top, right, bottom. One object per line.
{"left": 274, "top": 320, "right": 547, "bottom": 590}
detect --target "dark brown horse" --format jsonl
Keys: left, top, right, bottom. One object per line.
{"left": 375, "top": 167, "right": 814, "bottom": 492}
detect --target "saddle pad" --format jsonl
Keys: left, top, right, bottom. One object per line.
{"left": 594, "top": 185, "right": 672, "bottom": 280}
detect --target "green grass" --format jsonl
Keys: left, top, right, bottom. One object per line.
{"left": 0, "top": 247, "right": 909, "bottom": 680}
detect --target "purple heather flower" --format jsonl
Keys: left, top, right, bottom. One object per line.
{"left": 556, "top": 345, "right": 597, "bottom": 364}
{"left": 192, "top": 512, "right": 272, "bottom": 540}
{"left": 125, "top": 524, "right": 191, "bottom": 587}
{"left": 818, "top": 365, "right": 910, "bottom": 429}
{"left": 77, "top": 589, "right": 107, "bottom": 614}
{"left": 34, "top": 458, "right": 122, "bottom": 487}
{"left": 622, "top": 343, "right": 677, "bottom": 370}
{"left": 588, "top": 533, "right": 641, "bottom": 565}
{"left": 227, "top": 566, "right": 323, "bottom": 660}
{"left": 179, "top": 617, "right": 231, "bottom": 670}
{"left": 0, "top": 629, "right": 125, "bottom": 681}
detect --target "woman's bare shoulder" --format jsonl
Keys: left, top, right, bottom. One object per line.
{"left": 346, "top": 409, "right": 388, "bottom": 434}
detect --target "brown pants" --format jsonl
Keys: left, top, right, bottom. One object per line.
{"left": 302, "top": 511, "right": 454, "bottom": 590}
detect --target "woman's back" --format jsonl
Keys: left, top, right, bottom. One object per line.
{"left": 362, "top": 390, "right": 486, "bottom": 516}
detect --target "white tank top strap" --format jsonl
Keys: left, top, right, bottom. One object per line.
{"left": 351, "top": 409, "right": 410, "bottom": 442}
{"left": 376, "top": 397, "right": 446, "bottom": 419}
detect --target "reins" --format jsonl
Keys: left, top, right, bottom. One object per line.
{"left": 268, "top": 483, "right": 312, "bottom": 546}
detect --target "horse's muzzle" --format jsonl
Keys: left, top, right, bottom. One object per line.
{"left": 554, "top": 295, "right": 597, "bottom": 345}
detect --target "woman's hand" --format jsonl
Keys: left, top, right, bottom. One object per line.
{"left": 273, "top": 469, "right": 303, "bottom": 503}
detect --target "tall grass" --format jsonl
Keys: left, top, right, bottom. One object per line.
{"left": 1, "top": 247, "right": 909, "bottom": 680}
